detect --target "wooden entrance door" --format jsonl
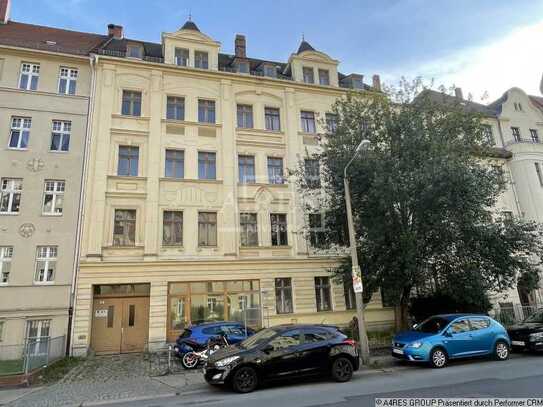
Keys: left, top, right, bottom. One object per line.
{"left": 91, "top": 296, "right": 150, "bottom": 354}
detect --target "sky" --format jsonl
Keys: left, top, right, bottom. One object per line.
{"left": 11, "top": 0, "right": 543, "bottom": 102}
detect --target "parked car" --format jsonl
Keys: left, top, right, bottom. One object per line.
{"left": 204, "top": 324, "right": 359, "bottom": 393}
{"left": 174, "top": 321, "right": 255, "bottom": 357}
{"left": 507, "top": 308, "right": 543, "bottom": 353}
{"left": 391, "top": 314, "right": 511, "bottom": 368}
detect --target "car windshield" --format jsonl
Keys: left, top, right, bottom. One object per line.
{"left": 523, "top": 310, "right": 543, "bottom": 323}
{"left": 415, "top": 317, "right": 449, "bottom": 334}
{"left": 239, "top": 328, "right": 277, "bottom": 350}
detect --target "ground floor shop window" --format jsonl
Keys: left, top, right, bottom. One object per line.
{"left": 168, "top": 280, "right": 261, "bottom": 341}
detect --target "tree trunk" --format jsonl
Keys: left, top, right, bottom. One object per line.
{"left": 399, "top": 290, "right": 411, "bottom": 330}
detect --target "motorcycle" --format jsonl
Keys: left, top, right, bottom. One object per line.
{"left": 181, "top": 335, "right": 229, "bottom": 370}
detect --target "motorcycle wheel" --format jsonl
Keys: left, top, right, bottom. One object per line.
{"left": 182, "top": 352, "right": 200, "bottom": 369}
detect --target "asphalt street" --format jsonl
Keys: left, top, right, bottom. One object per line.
{"left": 105, "top": 353, "right": 543, "bottom": 407}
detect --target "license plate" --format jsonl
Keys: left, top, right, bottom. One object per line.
{"left": 512, "top": 340, "right": 525, "bottom": 346}
{"left": 393, "top": 348, "right": 404, "bottom": 355}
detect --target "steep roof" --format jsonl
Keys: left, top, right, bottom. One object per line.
{"left": 529, "top": 95, "right": 543, "bottom": 113}
{"left": 297, "top": 40, "right": 316, "bottom": 54}
{"left": 417, "top": 89, "right": 498, "bottom": 117}
{"left": 0, "top": 21, "right": 107, "bottom": 56}
{"left": 180, "top": 20, "right": 200, "bottom": 32}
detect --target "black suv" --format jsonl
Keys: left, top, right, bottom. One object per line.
{"left": 204, "top": 324, "right": 359, "bottom": 393}
{"left": 507, "top": 308, "right": 543, "bottom": 353}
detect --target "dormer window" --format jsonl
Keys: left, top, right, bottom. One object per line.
{"left": 175, "top": 48, "right": 189, "bottom": 66}
{"left": 127, "top": 44, "right": 143, "bottom": 59}
{"left": 318, "top": 69, "right": 330, "bottom": 86}
{"left": 303, "top": 67, "right": 314, "bottom": 84}
{"left": 352, "top": 77, "right": 364, "bottom": 89}
{"left": 263, "top": 65, "right": 277, "bottom": 78}
{"left": 238, "top": 62, "right": 249, "bottom": 74}
{"left": 195, "top": 51, "right": 209, "bottom": 69}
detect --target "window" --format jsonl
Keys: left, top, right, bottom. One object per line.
{"left": 326, "top": 113, "right": 337, "bottom": 134}
{"left": 268, "top": 330, "right": 301, "bottom": 350}
{"left": 535, "top": 163, "right": 543, "bottom": 186}
{"left": 0, "top": 247, "right": 13, "bottom": 284}
{"left": 198, "top": 151, "right": 216, "bottom": 180}
{"left": 9, "top": 117, "right": 31, "bottom": 149}
{"left": 238, "top": 155, "right": 255, "bottom": 184}
{"left": 19, "top": 63, "right": 39, "bottom": 90}
{"left": 127, "top": 44, "right": 143, "bottom": 59}
{"left": 514, "top": 102, "right": 523, "bottom": 112}
{"left": 166, "top": 96, "right": 185, "bottom": 120}
{"left": 0, "top": 178, "right": 22, "bottom": 214}
{"left": 449, "top": 319, "right": 470, "bottom": 334}
{"left": 315, "top": 276, "right": 332, "bottom": 312}
{"left": 238, "top": 62, "right": 249, "bottom": 74}
{"left": 165, "top": 149, "right": 184, "bottom": 178}
{"left": 175, "top": 48, "right": 189, "bottom": 66}
{"left": 512, "top": 127, "right": 521, "bottom": 142}
{"left": 163, "top": 211, "right": 183, "bottom": 246}
{"left": 240, "top": 213, "right": 258, "bottom": 247}
{"left": 275, "top": 278, "right": 293, "bottom": 314}
{"left": 265, "top": 107, "right": 280, "bottom": 131}
{"left": 113, "top": 209, "right": 136, "bottom": 246}
{"left": 469, "top": 318, "right": 490, "bottom": 330}
{"left": 121, "top": 90, "right": 142, "bottom": 116}
{"left": 309, "top": 213, "right": 327, "bottom": 248}
{"left": 501, "top": 211, "right": 513, "bottom": 221}
{"left": 491, "top": 165, "right": 504, "bottom": 184}
{"left": 302, "top": 67, "right": 314, "bottom": 84}
{"left": 198, "top": 212, "right": 217, "bottom": 247}
{"left": 58, "top": 67, "right": 78, "bottom": 95}
{"left": 26, "top": 320, "right": 50, "bottom": 355}
{"left": 264, "top": 65, "right": 276, "bottom": 78}
{"left": 343, "top": 279, "right": 355, "bottom": 310}
{"left": 50, "top": 120, "right": 71, "bottom": 152}
{"left": 35, "top": 246, "right": 57, "bottom": 283}
{"left": 42, "top": 180, "right": 65, "bottom": 215}
{"left": 198, "top": 99, "right": 215, "bottom": 123}
{"left": 237, "top": 104, "right": 253, "bottom": 128}
{"left": 267, "top": 157, "right": 284, "bottom": 184}
{"left": 270, "top": 213, "right": 288, "bottom": 246}
{"left": 300, "top": 111, "right": 316, "bottom": 133}
{"left": 118, "top": 146, "right": 139, "bottom": 177}
{"left": 304, "top": 159, "right": 321, "bottom": 188}
{"left": 530, "top": 129, "right": 539, "bottom": 143}
{"left": 303, "top": 328, "right": 330, "bottom": 343}
{"left": 318, "top": 69, "right": 330, "bottom": 86}
{"left": 195, "top": 51, "right": 209, "bottom": 69}
{"left": 482, "top": 125, "right": 494, "bottom": 145}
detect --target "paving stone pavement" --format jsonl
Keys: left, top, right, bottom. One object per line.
{"left": 6, "top": 354, "right": 206, "bottom": 407}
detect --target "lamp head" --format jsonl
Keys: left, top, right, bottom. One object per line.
{"left": 356, "top": 139, "right": 371, "bottom": 153}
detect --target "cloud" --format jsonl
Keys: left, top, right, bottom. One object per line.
{"left": 383, "top": 19, "right": 543, "bottom": 102}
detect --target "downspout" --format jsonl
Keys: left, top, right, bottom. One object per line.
{"left": 497, "top": 118, "right": 523, "bottom": 217}
{"left": 68, "top": 53, "right": 98, "bottom": 356}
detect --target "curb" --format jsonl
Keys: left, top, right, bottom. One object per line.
{"left": 81, "top": 392, "right": 178, "bottom": 406}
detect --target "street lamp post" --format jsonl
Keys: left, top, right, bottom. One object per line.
{"left": 344, "top": 139, "right": 371, "bottom": 365}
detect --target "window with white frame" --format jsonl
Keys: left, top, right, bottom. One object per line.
{"left": 318, "top": 69, "right": 330, "bottom": 86}
{"left": 0, "top": 178, "right": 22, "bottom": 214}
{"left": 58, "top": 67, "right": 78, "bottom": 95}
{"left": 19, "top": 63, "right": 40, "bottom": 90}
{"left": 265, "top": 107, "right": 281, "bottom": 131}
{"left": 42, "top": 180, "right": 65, "bottom": 215}
{"left": 194, "top": 51, "right": 209, "bottom": 69}
{"left": 50, "top": 120, "right": 71, "bottom": 152}
{"left": 9, "top": 117, "right": 31, "bottom": 149}
{"left": 175, "top": 48, "right": 189, "bottom": 66}
{"left": 300, "top": 111, "right": 316, "bottom": 133}
{"left": 0, "top": 247, "right": 13, "bottom": 284}
{"left": 35, "top": 246, "right": 57, "bottom": 283}
{"left": 302, "top": 67, "right": 314, "bottom": 84}
{"left": 26, "top": 320, "right": 51, "bottom": 355}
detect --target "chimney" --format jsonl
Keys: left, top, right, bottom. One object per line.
{"left": 372, "top": 74, "right": 381, "bottom": 92}
{"left": 0, "top": 0, "right": 10, "bottom": 24}
{"left": 455, "top": 87, "right": 463, "bottom": 100}
{"left": 107, "top": 23, "right": 123, "bottom": 39}
{"left": 235, "top": 34, "right": 246, "bottom": 59}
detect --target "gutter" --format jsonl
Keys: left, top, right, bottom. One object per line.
{"left": 67, "top": 53, "right": 98, "bottom": 356}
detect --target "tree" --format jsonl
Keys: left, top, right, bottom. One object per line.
{"left": 295, "top": 78, "right": 543, "bottom": 329}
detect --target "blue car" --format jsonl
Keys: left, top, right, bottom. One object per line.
{"left": 174, "top": 321, "right": 255, "bottom": 357}
{"left": 392, "top": 314, "right": 511, "bottom": 368}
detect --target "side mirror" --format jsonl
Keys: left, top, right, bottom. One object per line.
{"left": 412, "top": 324, "right": 418, "bottom": 330}
{"left": 443, "top": 330, "right": 452, "bottom": 338}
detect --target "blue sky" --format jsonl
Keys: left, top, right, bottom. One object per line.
{"left": 11, "top": 0, "right": 543, "bottom": 100}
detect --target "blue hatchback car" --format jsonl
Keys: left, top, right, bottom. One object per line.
{"left": 174, "top": 321, "right": 255, "bottom": 357}
{"left": 392, "top": 314, "right": 511, "bottom": 368}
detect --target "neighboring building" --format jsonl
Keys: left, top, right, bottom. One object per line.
{"left": 0, "top": 1, "right": 105, "bottom": 349}
{"left": 420, "top": 87, "right": 543, "bottom": 307}
{"left": 71, "top": 20, "right": 394, "bottom": 355}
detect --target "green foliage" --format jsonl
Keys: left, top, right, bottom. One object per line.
{"left": 295, "top": 78, "right": 543, "bottom": 324}
{"left": 410, "top": 292, "right": 492, "bottom": 324}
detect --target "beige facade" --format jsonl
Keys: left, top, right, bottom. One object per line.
{"left": 72, "top": 23, "right": 394, "bottom": 355}
{"left": 0, "top": 45, "right": 92, "bottom": 347}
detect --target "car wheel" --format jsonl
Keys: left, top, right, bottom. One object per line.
{"left": 231, "top": 366, "right": 258, "bottom": 393}
{"left": 494, "top": 341, "right": 509, "bottom": 361}
{"left": 331, "top": 357, "right": 354, "bottom": 382}
{"left": 181, "top": 352, "right": 199, "bottom": 369}
{"left": 429, "top": 348, "right": 448, "bottom": 368}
